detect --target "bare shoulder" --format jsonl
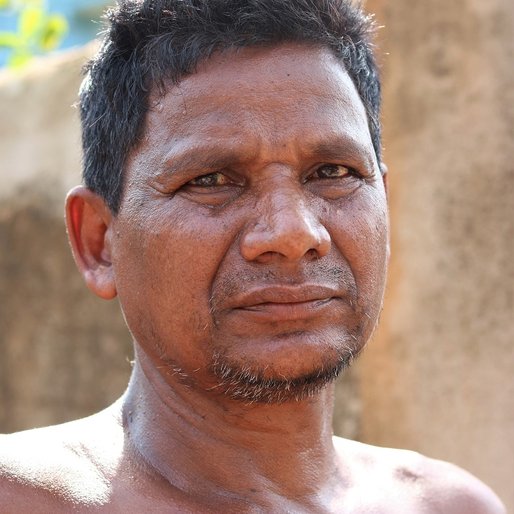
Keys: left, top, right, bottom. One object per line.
{"left": 333, "top": 436, "right": 506, "bottom": 514}
{"left": 0, "top": 404, "right": 125, "bottom": 512}
{"left": 397, "top": 448, "right": 506, "bottom": 514}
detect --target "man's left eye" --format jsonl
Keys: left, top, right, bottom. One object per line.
{"left": 188, "top": 172, "right": 231, "bottom": 187}
{"left": 312, "top": 164, "right": 353, "bottom": 179}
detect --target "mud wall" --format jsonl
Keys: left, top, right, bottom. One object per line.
{"left": 360, "top": 0, "right": 514, "bottom": 509}
{"left": 0, "top": 47, "right": 132, "bottom": 431}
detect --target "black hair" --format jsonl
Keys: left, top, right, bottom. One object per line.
{"left": 80, "top": 0, "right": 381, "bottom": 213}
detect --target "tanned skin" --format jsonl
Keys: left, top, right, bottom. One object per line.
{"left": 0, "top": 44, "right": 506, "bottom": 513}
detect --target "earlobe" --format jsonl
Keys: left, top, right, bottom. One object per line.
{"left": 65, "top": 186, "right": 117, "bottom": 300}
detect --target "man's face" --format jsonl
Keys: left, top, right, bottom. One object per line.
{"left": 110, "top": 43, "right": 388, "bottom": 403}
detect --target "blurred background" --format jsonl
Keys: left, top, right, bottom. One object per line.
{"left": 0, "top": 0, "right": 108, "bottom": 67}
{"left": 0, "top": 0, "right": 513, "bottom": 510}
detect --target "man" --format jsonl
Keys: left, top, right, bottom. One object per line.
{"left": 0, "top": 0, "right": 506, "bottom": 512}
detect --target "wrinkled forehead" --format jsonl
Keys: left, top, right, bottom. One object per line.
{"left": 152, "top": 43, "right": 345, "bottom": 91}
{"left": 148, "top": 43, "right": 365, "bottom": 116}
{"left": 137, "top": 43, "right": 375, "bottom": 167}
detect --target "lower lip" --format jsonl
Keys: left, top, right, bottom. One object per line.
{"left": 234, "top": 298, "right": 340, "bottom": 323}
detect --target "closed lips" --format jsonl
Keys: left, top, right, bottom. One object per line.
{"left": 229, "top": 285, "right": 343, "bottom": 310}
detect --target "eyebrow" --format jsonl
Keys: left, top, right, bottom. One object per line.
{"left": 154, "top": 135, "right": 375, "bottom": 179}
{"left": 308, "top": 138, "right": 376, "bottom": 170}
{"left": 155, "top": 146, "right": 245, "bottom": 179}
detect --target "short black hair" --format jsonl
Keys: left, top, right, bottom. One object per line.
{"left": 80, "top": 0, "right": 381, "bottom": 213}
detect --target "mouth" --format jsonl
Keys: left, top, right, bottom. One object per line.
{"left": 239, "top": 297, "right": 340, "bottom": 322}
{"left": 228, "top": 285, "right": 345, "bottom": 323}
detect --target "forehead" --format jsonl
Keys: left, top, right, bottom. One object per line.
{"left": 138, "top": 43, "right": 374, "bottom": 167}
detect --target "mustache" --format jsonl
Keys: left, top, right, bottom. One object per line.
{"left": 209, "top": 264, "right": 357, "bottom": 314}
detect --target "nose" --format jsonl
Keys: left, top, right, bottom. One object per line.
{"left": 240, "top": 187, "right": 331, "bottom": 264}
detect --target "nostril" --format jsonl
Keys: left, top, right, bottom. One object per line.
{"left": 306, "top": 248, "right": 319, "bottom": 261}
{"left": 254, "top": 251, "right": 275, "bottom": 265}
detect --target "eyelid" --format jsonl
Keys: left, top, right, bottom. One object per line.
{"left": 328, "top": 162, "right": 373, "bottom": 179}
{"left": 188, "top": 172, "right": 227, "bottom": 186}
{"left": 184, "top": 170, "right": 245, "bottom": 190}
{"left": 306, "top": 163, "right": 361, "bottom": 181}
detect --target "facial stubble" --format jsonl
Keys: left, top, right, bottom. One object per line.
{"left": 204, "top": 267, "right": 367, "bottom": 404}
{"left": 207, "top": 331, "right": 361, "bottom": 404}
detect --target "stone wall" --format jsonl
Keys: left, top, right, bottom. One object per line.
{"left": 0, "top": 0, "right": 513, "bottom": 508}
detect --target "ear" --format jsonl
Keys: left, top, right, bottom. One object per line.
{"left": 65, "top": 186, "right": 117, "bottom": 300}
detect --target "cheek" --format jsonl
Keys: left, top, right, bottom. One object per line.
{"left": 112, "top": 201, "right": 237, "bottom": 356}
{"left": 329, "top": 187, "right": 388, "bottom": 313}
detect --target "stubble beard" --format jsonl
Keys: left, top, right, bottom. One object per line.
{"left": 208, "top": 335, "right": 359, "bottom": 404}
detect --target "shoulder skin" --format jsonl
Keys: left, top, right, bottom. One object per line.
{"left": 334, "top": 437, "right": 506, "bottom": 514}
{"left": 0, "top": 409, "right": 125, "bottom": 512}
{"left": 0, "top": 428, "right": 507, "bottom": 513}
{"left": 410, "top": 452, "right": 506, "bottom": 514}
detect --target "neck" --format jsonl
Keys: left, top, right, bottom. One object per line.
{"left": 122, "top": 346, "right": 343, "bottom": 507}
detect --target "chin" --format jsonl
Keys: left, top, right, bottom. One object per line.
{"left": 208, "top": 329, "right": 361, "bottom": 404}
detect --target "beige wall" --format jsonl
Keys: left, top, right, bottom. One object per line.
{"left": 358, "top": 0, "right": 514, "bottom": 509}
{"left": 0, "top": 47, "right": 132, "bottom": 431}
{"left": 0, "top": 0, "right": 513, "bottom": 508}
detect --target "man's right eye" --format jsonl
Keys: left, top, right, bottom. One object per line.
{"left": 187, "top": 172, "right": 231, "bottom": 187}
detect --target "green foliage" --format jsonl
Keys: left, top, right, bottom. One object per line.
{"left": 0, "top": 0, "right": 68, "bottom": 69}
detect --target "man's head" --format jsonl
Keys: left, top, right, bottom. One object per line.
{"left": 68, "top": 0, "right": 388, "bottom": 405}
{"left": 80, "top": 0, "right": 381, "bottom": 214}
